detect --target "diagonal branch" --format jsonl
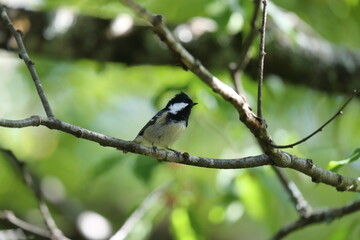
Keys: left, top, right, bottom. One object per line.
{"left": 0, "top": 210, "right": 51, "bottom": 239}
{"left": 0, "top": 4, "right": 54, "bottom": 117}
{"left": 119, "top": 0, "right": 259, "bottom": 129}
{"left": 119, "top": 0, "right": 290, "bottom": 169}
{"left": 110, "top": 182, "right": 172, "bottom": 240}
{"left": 0, "top": 148, "right": 69, "bottom": 240}
{"left": 272, "top": 167, "right": 312, "bottom": 217}
{"left": 1, "top": 116, "right": 360, "bottom": 192}
{"left": 270, "top": 199, "right": 360, "bottom": 240}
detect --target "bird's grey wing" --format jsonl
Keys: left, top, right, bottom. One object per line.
{"left": 135, "top": 110, "right": 166, "bottom": 137}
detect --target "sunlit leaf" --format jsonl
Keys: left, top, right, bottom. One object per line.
{"left": 328, "top": 220, "right": 358, "bottom": 240}
{"left": 235, "top": 171, "right": 267, "bottom": 222}
{"left": 208, "top": 205, "right": 225, "bottom": 224}
{"left": 328, "top": 148, "right": 360, "bottom": 172}
{"left": 171, "top": 207, "right": 198, "bottom": 240}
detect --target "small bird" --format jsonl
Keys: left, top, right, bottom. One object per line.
{"left": 134, "top": 92, "right": 197, "bottom": 152}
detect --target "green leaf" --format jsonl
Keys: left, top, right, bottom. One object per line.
{"left": 171, "top": 207, "right": 198, "bottom": 240}
{"left": 235, "top": 171, "right": 267, "bottom": 222}
{"left": 208, "top": 205, "right": 225, "bottom": 224}
{"left": 133, "top": 155, "right": 161, "bottom": 184}
{"left": 328, "top": 148, "right": 360, "bottom": 172}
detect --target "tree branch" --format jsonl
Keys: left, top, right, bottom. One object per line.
{"left": 0, "top": 210, "right": 51, "bottom": 239}
{"left": 270, "top": 199, "right": 360, "bottom": 240}
{"left": 1, "top": 116, "right": 359, "bottom": 192}
{"left": 1, "top": 2, "right": 360, "bottom": 240}
{"left": 119, "top": 0, "right": 258, "bottom": 125}
{"left": 1, "top": 3, "right": 360, "bottom": 239}
{"left": 257, "top": 0, "right": 268, "bottom": 119}
{"left": 0, "top": 116, "right": 270, "bottom": 169}
{"left": 0, "top": 148, "right": 69, "bottom": 240}
{"left": 0, "top": 0, "right": 358, "bottom": 193}
{"left": 119, "top": 0, "right": 294, "bottom": 171}
{"left": 0, "top": 4, "right": 54, "bottom": 117}
{"left": 272, "top": 167, "right": 312, "bottom": 217}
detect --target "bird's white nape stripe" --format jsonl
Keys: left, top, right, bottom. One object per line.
{"left": 169, "top": 102, "right": 188, "bottom": 114}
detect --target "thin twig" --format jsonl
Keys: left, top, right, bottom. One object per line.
{"left": 270, "top": 199, "right": 360, "bottom": 240}
{"left": 272, "top": 90, "right": 357, "bottom": 149}
{"left": 0, "top": 147, "right": 69, "bottom": 240}
{"left": 110, "top": 182, "right": 172, "bottom": 240}
{"left": 250, "top": 1, "right": 304, "bottom": 213}
{"left": 257, "top": 0, "right": 268, "bottom": 119}
{"left": 272, "top": 166, "right": 312, "bottom": 217}
{"left": 0, "top": 5, "right": 54, "bottom": 117}
{"left": 0, "top": 210, "right": 51, "bottom": 238}
{"left": 229, "top": 0, "right": 261, "bottom": 94}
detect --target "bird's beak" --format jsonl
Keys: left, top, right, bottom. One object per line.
{"left": 191, "top": 102, "right": 198, "bottom": 107}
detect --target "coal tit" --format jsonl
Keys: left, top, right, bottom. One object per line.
{"left": 134, "top": 92, "right": 197, "bottom": 151}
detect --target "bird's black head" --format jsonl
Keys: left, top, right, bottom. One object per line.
{"left": 165, "top": 92, "right": 197, "bottom": 123}
{"left": 166, "top": 92, "right": 195, "bottom": 107}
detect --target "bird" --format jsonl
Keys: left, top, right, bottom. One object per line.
{"left": 134, "top": 92, "right": 197, "bottom": 153}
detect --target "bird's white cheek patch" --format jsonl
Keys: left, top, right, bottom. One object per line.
{"left": 169, "top": 102, "right": 188, "bottom": 114}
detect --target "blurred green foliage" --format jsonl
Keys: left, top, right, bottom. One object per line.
{"left": 1, "top": 0, "right": 360, "bottom": 239}
{"left": 31, "top": 0, "right": 360, "bottom": 48}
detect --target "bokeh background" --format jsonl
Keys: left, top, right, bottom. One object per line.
{"left": 1, "top": 0, "right": 360, "bottom": 239}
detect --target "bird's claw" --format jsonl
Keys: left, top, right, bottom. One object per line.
{"left": 152, "top": 145, "right": 158, "bottom": 152}
{"left": 166, "top": 147, "right": 181, "bottom": 157}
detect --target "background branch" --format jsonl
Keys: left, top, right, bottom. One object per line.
{"left": 110, "top": 182, "right": 172, "bottom": 240}
{"left": 229, "top": 0, "right": 261, "bottom": 94}
{"left": 272, "top": 167, "right": 312, "bottom": 217}
{"left": 0, "top": 147, "right": 69, "bottom": 240}
{"left": 271, "top": 199, "right": 360, "bottom": 240}
{"left": 1, "top": 7, "right": 359, "bottom": 96}
{"left": 0, "top": 210, "right": 51, "bottom": 239}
